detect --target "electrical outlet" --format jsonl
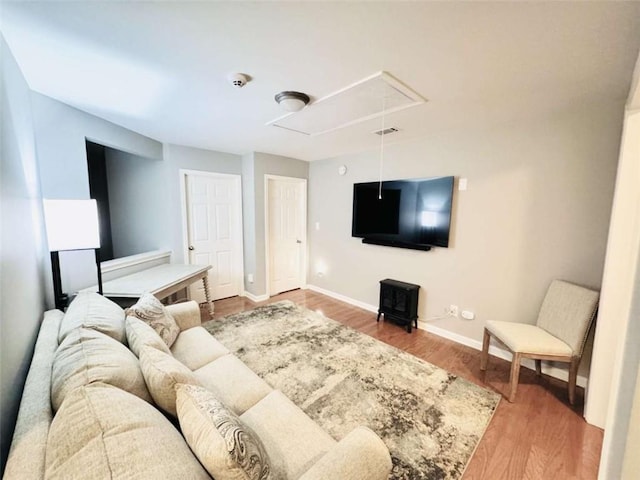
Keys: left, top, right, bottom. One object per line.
{"left": 247, "top": 273, "right": 254, "bottom": 283}
{"left": 448, "top": 305, "right": 459, "bottom": 317}
{"left": 461, "top": 310, "right": 475, "bottom": 320}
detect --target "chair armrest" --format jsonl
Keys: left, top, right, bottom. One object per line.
{"left": 165, "top": 301, "right": 201, "bottom": 331}
{"left": 299, "top": 426, "right": 392, "bottom": 480}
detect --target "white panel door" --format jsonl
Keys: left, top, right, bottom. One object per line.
{"left": 185, "top": 173, "right": 242, "bottom": 301}
{"left": 267, "top": 177, "right": 306, "bottom": 295}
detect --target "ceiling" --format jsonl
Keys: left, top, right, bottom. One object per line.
{"left": 2, "top": 1, "right": 640, "bottom": 161}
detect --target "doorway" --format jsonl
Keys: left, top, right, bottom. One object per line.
{"left": 181, "top": 170, "right": 244, "bottom": 301}
{"left": 265, "top": 175, "right": 307, "bottom": 296}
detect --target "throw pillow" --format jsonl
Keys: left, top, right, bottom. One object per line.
{"left": 176, "top": 383, "right": 271, "bottom": 480}
{"left": 58, "top": 291, "right": 125, "bottom": 344}
{"left": 139, "top": 345, "right": 200, "bottom": 417}
{"left": 125, "top": 316, "right": 172, "bottom": 358}
{"left": 45, "top": 383, "right": 210, "bottom": 480}
{"left": 51, "top": 328, "right": 152, "bottom": 412}
{"left": 126, "top": 293, "right": 180, "bottom": 347}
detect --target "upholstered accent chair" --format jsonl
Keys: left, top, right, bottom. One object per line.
{"left": 480, "top": 279, "right": 599, "bottom": 404}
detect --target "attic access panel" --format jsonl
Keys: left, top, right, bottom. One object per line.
{"left": 266, "top": 71, "right": 426, "bottom": 136}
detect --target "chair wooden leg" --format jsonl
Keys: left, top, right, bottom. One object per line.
{"left": 480, "top": 329, "right": 490, "bottom": 371}
{"left": 568, "top": 357, "right": 580, "bottom": 405}
{"left": 508, "top": 353, "right": 522, "bottom": 402}
{"left": 535, "top": 359, "right": 542, "bottom": 376}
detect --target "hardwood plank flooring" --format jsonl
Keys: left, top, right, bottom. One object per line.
{"left": 208, "top": 289, "right": 604, "bottom": 480}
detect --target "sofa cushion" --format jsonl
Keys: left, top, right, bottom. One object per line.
{"left": 126, "top": 292, "right": 180, "bottom": 347}
{"left": 58, "top": 291, "right": 125, "bottom": 344}
{"left": 166, "top": 300, "right": 203, "bottom": 331}
{"left": 3, "top": 310, "right": 63, "bottom": 480}
{"left": 241, "top": 390, "right": 336, "bottom": 480}
{"left": 176, "top": 384, "right": 271, "bottom": 480}
{"left": 51, "top": 328, "right": 151, "bottom": 412}
{"left": 171, "top": 326, "right": 230, "bottom": 370}
{"left": 193, "top": 354, "right": 272, "bottom": 415}
{"left": 125, "top": 316, "right": 172, "bottom": 357}
{"left": 45, "top": 383, "right": 211, "bottom": 480}
{"left": 139, "top": 345, "right": 201, "bottom": 417}
{"left": 298, "top": 427, "right": 392, "bottom": 480}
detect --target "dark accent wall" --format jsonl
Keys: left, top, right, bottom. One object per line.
{"left": 86, "top": 140, "right": 114, "bottom": 261}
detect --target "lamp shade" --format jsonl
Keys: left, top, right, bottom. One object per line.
{"left": 43, "top": 199, "right": 100, "bottom": 251}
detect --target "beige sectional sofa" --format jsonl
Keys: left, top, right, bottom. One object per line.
{"left": 4, "top": 292, "right": 392, "bottom": 479}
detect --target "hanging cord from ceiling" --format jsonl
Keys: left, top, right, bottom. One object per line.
{"left": 378, "top": 87, "right": 387, "bottom": 200}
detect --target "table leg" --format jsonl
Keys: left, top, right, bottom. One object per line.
{"left": 202, "top": 276, "right": 214, "bottom": 317}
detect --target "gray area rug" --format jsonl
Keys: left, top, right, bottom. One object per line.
{"left": 203, "top": 301, "right": 500, "bottom": 480}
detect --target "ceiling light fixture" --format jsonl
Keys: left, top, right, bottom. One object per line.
{"left": 275, "top": 91, "right": 310, "bottom": 112}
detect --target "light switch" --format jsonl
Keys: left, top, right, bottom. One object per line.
{"left": 459, "top": 178, "right": 468, "bottom": 191}
{"left": 315, "top": 222, "right": 320, "bottom": 231}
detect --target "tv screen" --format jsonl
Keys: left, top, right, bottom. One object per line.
{"left": 352, "top": 176, "right": 454, "bottom": 250}
{"left": 352, "top": 184, "right": 401, "bottom": 235}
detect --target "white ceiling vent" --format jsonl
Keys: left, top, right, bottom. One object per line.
{"left": 267, "top": 71, "right": 425, "bottom": 136}
{"left": 373, "top": 127, "right": 399, "bottom": 136}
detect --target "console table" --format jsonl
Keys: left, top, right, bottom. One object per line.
{"left": 85, "top": 264, "right": 214, "bottom": 316}
{"left": 377, "top": 279, "right": 420, "bottom": 333}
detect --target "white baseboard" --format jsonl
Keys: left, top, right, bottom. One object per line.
{"left": 307, "top": 284, "right": 587, "bottom": 388}
{"left": 242, "top": 291, "right": 269, "bottom": 303}
{"left": 419, "top": 322, "right": 588, "bottom": 387}
{"left": 306, "top": 284, "right": 378, "bottom": 313}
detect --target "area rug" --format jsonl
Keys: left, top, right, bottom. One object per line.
{"left": 203, "top": 301, "right": 500, "bottom": 480}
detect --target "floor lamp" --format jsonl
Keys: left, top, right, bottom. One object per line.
{"left": 43, "top": 199, "right": 103, "bottom": 311}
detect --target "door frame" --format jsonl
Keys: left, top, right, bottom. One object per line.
{"left": 264, "top": 174, "right": 308, "bottom": 297}
{"left": 179, "top": 169, "right": 245, "bottom": 299}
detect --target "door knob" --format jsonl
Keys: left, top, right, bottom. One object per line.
{"left": 296, "top": 239, "right": 302, "bottom": 244}
{"left": 189, "top": 246, "right": 195, "bottom": 251}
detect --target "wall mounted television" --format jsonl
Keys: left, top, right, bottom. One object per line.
{"left": 351, "top": 176, "right": 455, "bottom": 251}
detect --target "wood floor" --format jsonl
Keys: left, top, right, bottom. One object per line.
{"left": 210, "top": 289, "right": 604, "bottom": 480}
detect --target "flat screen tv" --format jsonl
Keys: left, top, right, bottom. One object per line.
{"left": 352, "top": 176, "right": 454, "bottom": 251}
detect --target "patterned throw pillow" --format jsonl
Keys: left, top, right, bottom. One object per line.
{"left": 176, "top": 383, "right": 271, "bottom": 480}
{"left": 125, "top": 293, "right": 180, "bottom": 347}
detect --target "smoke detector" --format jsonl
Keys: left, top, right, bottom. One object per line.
{"left": 228, "top": 73, "right": 249, "bottom": 88}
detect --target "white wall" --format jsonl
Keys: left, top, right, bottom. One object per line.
{"left": 28, "top": 98, "right": 245, "bottom": 293}
{"left": 242, "top": 153, "right": 257, "bottom": 295}
{"left": 242, "top": 152, "right": 308, "bottom": 298}
{"left": 32, "top": 94, "right": 162, "bottom": 200}
{"left": 163, "top": 143, "right": 242, "bottom": 264}
{"left": 105, "top": 147, "right": 168, "bottom": 258}
{"left": 30, "top": 93, "right": 163, "bottom": 302}
{"left": 590, "top": 56, "right": 640, "bottom": 476}
{"left": 308, "top": 101, "right": 623, "bottom": 381}
{"left": 0, "top": 36, "right": 47, "bottom": 471}
{"left": 587, "top": 111, "right": 640, "bottom": 431}
{"left": 622, "top": 364, "right": 640, "bottom": 478}
{"left": 20, "top": 95, "right": 246, "bottom": 303}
